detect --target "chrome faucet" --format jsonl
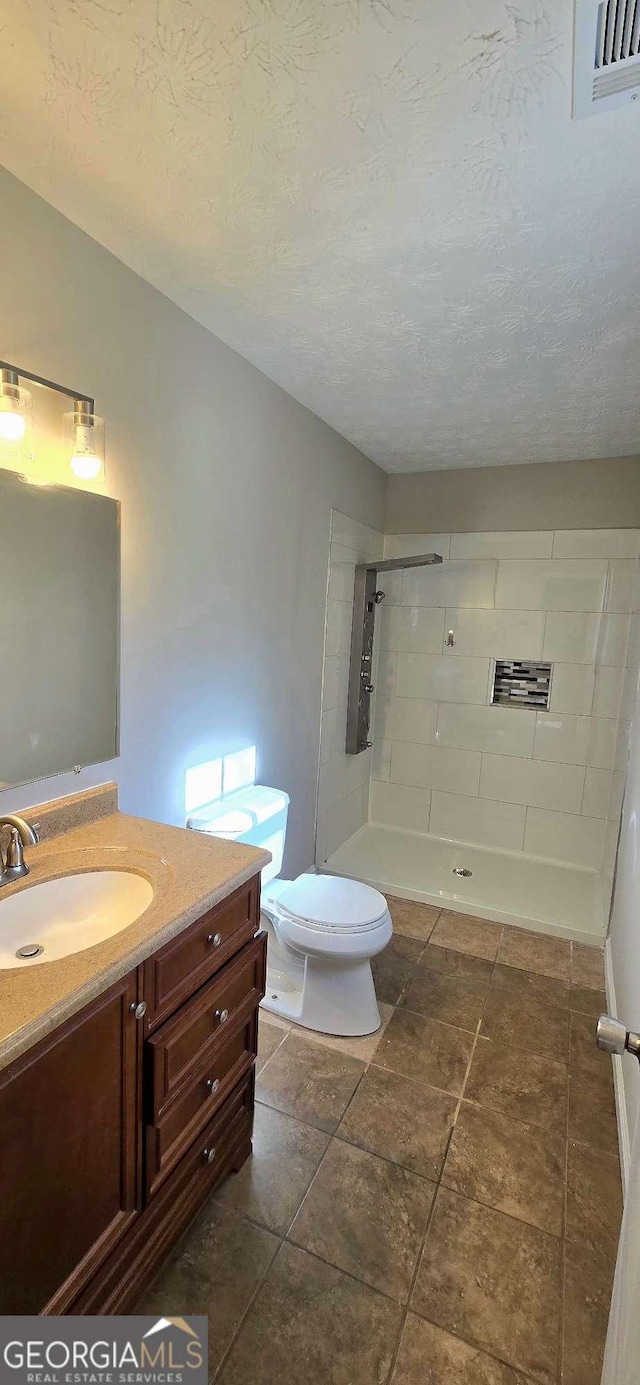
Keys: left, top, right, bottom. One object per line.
{"left": 0, "top": 815, "right": 39, "bottom": 888}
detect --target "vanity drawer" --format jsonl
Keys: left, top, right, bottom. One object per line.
{"left": 145, "top": 932, "right": 266, "bottom": 1118}
{"left": 144, "top": 1012, "right": 257, "bottom": 1198}
{"left": 144, "top": 875, "right": 260, "bottom": 1031}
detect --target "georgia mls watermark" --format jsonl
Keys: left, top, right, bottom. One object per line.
{"left": 0, "top": 1317, "right": 208, "bottom": 1385}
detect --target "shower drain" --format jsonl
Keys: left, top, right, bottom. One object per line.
{"left": 15, "top": 943, "right": 44, "bottom": 959}
{"left": 452, "top": 867, "right": 473, "bottom": 878}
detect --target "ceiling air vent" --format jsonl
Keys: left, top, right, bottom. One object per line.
{"left": 574, "top": 0, "right": 640, "bottom": 116}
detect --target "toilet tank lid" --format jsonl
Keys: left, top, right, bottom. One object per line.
{"left": 188, "top": 784, "right": 289, "bottom": 835}
{"left": 277, "top": 874, "right": 388, "bottom": 929}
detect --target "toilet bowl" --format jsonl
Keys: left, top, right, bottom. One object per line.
{"left": 260, "top": 873, "right": 392, "bottom": 1036}
{"left": 187, "top": 783, "right": 392, "bottom": 1036}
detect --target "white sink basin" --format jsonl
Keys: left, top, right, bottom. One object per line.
{"left": 0, "top": 870, "right": 154, "bottom": 968}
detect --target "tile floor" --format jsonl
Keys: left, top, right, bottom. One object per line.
{"left": 138, "top": 899, "right": 623, "bottom": 1385}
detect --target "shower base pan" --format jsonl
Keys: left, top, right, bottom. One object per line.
{"left": 323, "top": 823, "right": 606, "bottom": 944}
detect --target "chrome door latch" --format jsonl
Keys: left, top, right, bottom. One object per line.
{"left": 597, "top": 1014, "right": 640, "bottom": 1061}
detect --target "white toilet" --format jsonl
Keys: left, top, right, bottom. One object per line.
{"left": 187, "top": 783, "right": 392, "bottom": 1037}
{"left": 260, "top": 872, "right": 392, "bottom": 1035}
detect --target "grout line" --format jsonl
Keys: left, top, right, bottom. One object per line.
{"left": 212, "top": 1229, "right": 283, "bottom": 1380}
{"left": 541, "top": 608, "right": 548, "bottom": 663}
{"left": 452, "top": 998, "right": 488, "bottom": 1124}
{"left": 279, "top": 1235, "right": 408, "bottom": 1307}
{"left": 386, "top": 944, "right": 496, "bottom": 1382}
{"left": 557, "top": 1046, "right": 571, "bottom": 1385}
{"left": 392, "top": 1000, "right": 488, "bottom": 1041}
{"left": 383, "top": 1121, "right": 457, "bottom": 1384}
{"left": 282, "top": 1127, "right": 340, "bottom": 1242}
{"left": 255, "top": 1024, "right": 289, "bottom": 1079}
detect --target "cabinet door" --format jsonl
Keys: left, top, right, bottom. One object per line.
{"left": 0, "top": 970, "right": 140, "bottom": 1314}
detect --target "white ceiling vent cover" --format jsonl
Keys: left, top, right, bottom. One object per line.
{"left": 574, "top": 0, "right": 640, "bottom": 116}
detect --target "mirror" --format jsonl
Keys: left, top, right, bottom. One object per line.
{"left": 0, "top": 470, "right": 119, "bottom": 789}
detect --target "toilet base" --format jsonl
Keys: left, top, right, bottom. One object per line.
{"left": 260, "top": 951, "right": 381, "bottom": 1036}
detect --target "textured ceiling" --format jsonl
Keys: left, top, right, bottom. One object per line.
{"left": 1, "top": 0, "right": 640, "bottom": 472}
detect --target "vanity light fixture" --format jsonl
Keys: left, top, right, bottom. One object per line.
{"left": 0, "top": 368, "right": 32, "bottom": 447}
{"left": 0, "top": 360, "right": 104, "bottom": 485}
{"left": 65, "top": 398, "right": 105, "bottom": 481}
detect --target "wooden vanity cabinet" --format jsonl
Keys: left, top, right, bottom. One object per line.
{"left": 0, "top": 872, "right": 265, "bottom": 1316}
{"left": 0, "top": 970, "right": 140, "bottom": 1315}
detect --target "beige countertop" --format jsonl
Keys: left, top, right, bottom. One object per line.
{"left": 0, "top": 808, "right": 269, "bottom": 1073}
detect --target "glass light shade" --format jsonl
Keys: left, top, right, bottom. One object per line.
{"left": 0, "top": 381, "right": 33, "bottom": 463}
{"left": 63, "top": 406, "right": 105, "bottom": 483}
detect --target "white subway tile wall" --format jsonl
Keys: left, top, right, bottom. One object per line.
{"left": 442, "top": 608, "right": 545, "bottom": 660}
{"left": 427, "top": 791, "right": 527, "bottom": 851}
{"left": 602, "top": 551, "right": 640, "bottom": 897}
{"left": 494, "top": 559, "right": 609, "bottom": 613}
{"left": 369, "top": 780, "right": 431, "bottom": 832}
{"left": 390, "top": 741, "right": 482, "bottom": 796}
{"left": 377, "top": 604, "right": 445, "bottom": 653}
{"left": 549, "top": 663, "right": 596, "bottom": 715}
{"left": 365, "top": 528, "right": 639, "bottom": 872}
{"left": 522, "top": 808, "right": 606, "bottom": 869}
{"left": 395, "top": 652, "right": 491, "bottom": 703}
{"left": 450, "top": 531, "right": 554, "bottom": 560}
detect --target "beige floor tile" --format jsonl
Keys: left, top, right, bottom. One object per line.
{"left": 566, "top": 1141, "right": 623, "bottom": 1260}
{"left": 491, "top": 961, "right": 570, "bottom": 1006}
{"left": 256, "top": 1033, "right": 365, "bottom": 1133}
{"left": 442, "top": 1102, "right": 565, "bottom": 1237}
{"left": 496, "top": 926, "right": 571, "bottom": 981}
{"left": 374, "top": 1006, "right": 474, "bottom": 1095}
{"left": 481, "top": 989, "right": 570, "bottom": 1062}
{"left": 259, "top": 1009, "right": 292, "bottom": 1034}
{"left": 286, "top": 1002, "right": 393, "bottom": 1063}
{"left": 338, "top": 1063, "right": 457, "bottom": 1180}
{"left": 218, "top": 1240, "right": 403, "bottom": 1385}
{"left": 257, "top": 1021, "right": 287, "bottom": 1074}
{"left": 137, "top": 1203, "right": 278, "bottom": 1376}
{"left": 569, "top": 984, "right": 607, "bottom": 1018}
{"left": 385, "top": 894, "right": 441, "bottom": 941}
{"left": 571, "top": 943, "right": 605, "bottom": 990}
{"left": 288, "top": 1138, "right": 435, "bottom": 1304}
{"left": 465, "top": 1037, "right": 568, "bottom": 1134}
{"left": 215, "top": 1102, "right": 329, "bottom": 1236}
{"left": 372, "top": 934, "right": 425, "bottom": 1005}
{"left": 400, "top": 964, "right": 489, "bottom": 1033}
{"left": 421, "top": 943, "right": 494, "bottom": 984}
{"left": 568, "top": 1071, "right": 619, "bottom": 1156}
{"left": 562, "top": 1238, "right": 616, "bottom": 1385}
{"left": 430, "top": 911, "right": 503, "bottom": 961}
{"left": 412, "top": 1187, "right": 562, "bottom": 1384}
{"left": 569, "top": 1011, "right": 615, "bottom": 1090}
{"left": 391, "top": 1314, "right": 530, "bottom": 1384}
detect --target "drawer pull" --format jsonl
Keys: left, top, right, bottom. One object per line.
{"left": 130, "top": 1001, "right": 147, "bottom": 1021}
{"left": 207, "top": 932, "right": 222, "bottom": 948}
{"left": 214, "top": 1008, "right": 229, "bottom": 1025}
{"left": 203, "top": 1145, "right": 217, "bottom": 1165}
{"left": 206, "top": 1077, "right": 220, "bottom": 1096}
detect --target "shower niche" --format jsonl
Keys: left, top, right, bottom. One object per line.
{"left": 345, "top": 551, "right": 442, "bottom": 754}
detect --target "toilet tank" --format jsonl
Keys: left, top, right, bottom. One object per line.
{"left": 187, "top": 784, "right": 289, "bottom": 885}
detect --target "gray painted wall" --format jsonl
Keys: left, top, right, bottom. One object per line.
{"left": 0, "top": 168, "right": 385, "bottom": 876}
{"left": 386, "top": 457, "right": 640, "bottom": 534}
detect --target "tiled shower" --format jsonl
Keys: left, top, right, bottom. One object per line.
{"left": 316, "top": 513, "right": 640, "bottom": 939}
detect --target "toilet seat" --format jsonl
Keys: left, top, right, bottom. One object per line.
{"left": 262, "top": 873, "right": 392, "bottom": 965}
{"left": 274, "top": 875, "right": 388, "bottom": 935}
